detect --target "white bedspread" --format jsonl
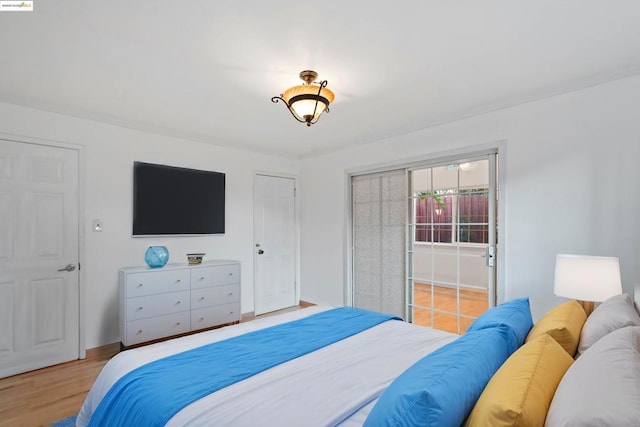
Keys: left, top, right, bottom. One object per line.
{"left": 77, "top": 306, "right": 457, "bottom": 426}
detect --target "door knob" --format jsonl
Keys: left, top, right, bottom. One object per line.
{"left": 58, "top": 264, "right": 76, "bottom": 272}
{"left": 257, "top": 249, "right": 264, "bottom": 255}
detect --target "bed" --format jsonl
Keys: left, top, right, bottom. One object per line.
{"left": 77, "top": 306, "right": 460, "bottom": 426}
{"left": 77, "top": 293, "right": 640, "bottom": 427}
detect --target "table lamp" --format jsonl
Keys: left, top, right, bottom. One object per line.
{"left": 553, "top": 254, "right": 622, "bottom": 316}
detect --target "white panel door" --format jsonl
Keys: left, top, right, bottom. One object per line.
{"left": 0, "top": 139, "right": 79, "bottom": 378}
{"left": 253, "top": 174, "right": 296, "bottom": 315}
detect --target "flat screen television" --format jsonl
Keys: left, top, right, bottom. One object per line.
{"left": 132, "top": 161, "right": 225, "bottom": 236}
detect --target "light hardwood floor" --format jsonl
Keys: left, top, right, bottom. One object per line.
{"left": 0, "top": 343, "right": 120, "bottom": 427}
{"left": 0, "top": 296, "right": 487, "bottom": 426}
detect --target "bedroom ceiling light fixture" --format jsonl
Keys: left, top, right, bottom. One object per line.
{"left": 553, "top": 254, "right": 623, "bottom": 315}
{"left": 271, "top": 70, "right": 335, "bottom": 127}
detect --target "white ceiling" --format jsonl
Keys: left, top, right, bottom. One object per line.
{"left": 1, "top": 1, "right": 640, "bottom": 158}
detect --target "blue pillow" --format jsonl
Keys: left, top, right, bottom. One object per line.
{"left": 364, "top": 326, "right": 514, "bottom": 427}
{"left": 467, "top": 297, "right": 533, "bottom": 351}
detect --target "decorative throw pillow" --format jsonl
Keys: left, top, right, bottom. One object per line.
{"left": 364, "top": 326, "right": 514, "bottom": 427}
{"left": 576, "top": 293, "right": 640, "bottom": 356}
{"left": 467, "top": 297, "right": 533, "bottom": 352}
{"left": 526, "top": 300, "right": 586, "bottom": 356}
{"left": 465, "top": 334, "right": 573, "bottom": 427}
{"left": 545, "top": 326, "right": 640, "bottom": 427}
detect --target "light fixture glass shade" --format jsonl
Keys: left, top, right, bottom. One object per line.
{"left": 272, "top": 70, "right": 335, "bottom": 126}
{"left": 282, "top": 84, "right": 335, "bottom": 123}
{"left": 553, "top": 254, "right": 622, "bottom": 302}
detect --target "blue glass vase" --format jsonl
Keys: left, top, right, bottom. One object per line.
{"left": 145, "top": 246, "right": 169, "bottom": 268}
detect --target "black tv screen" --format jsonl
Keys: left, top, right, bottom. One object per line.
{"left": 132, "top": 162, "right": 225, "bottom": 236}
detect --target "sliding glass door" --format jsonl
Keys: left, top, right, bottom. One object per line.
{"left": 408, "top": 154, "right": 497, "bottom": 333}
{"left": 349, "top": 151, "right": 498, "bottom": 334}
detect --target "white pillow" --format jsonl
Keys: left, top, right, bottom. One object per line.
{"left": 577, "top": 293, "right": 640, "bottom": 356}
{"left": 545, "top": 326, "right": 640, "bottom": 427}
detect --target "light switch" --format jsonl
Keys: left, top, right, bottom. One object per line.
{"left": 92, "top": 219, "right": 103, "bottom": 232}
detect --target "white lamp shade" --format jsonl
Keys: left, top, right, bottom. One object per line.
{"left": 290, "top": 98, "right": 329, "bottom": 121}
{"left": 282, "top": 84, "right": 334, "bottom": 122}
{"left": 553, "top": 254, "right": 622, "bottom": 302}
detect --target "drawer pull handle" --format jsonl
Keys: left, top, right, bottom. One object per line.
{"left": 200, "top": 277, "right": 205, "bottom": 281}
{"left": 176, "top": 301, "right": 181, "bottom": 304}
{"left": 227, "top": 292, "right": 233, "bottom": 296}
{"left": 229, "top": 311, "right": 234, "bottom": 315}
{"left": 199, "top": 317, "right": 204, "bottom": 321}
{"left": 137, "top": 306, "right": 143, "bottom": 311}
{"left": 228, "top": 272, "right": 233, "bottom": 276}
{"left": 176, "top": 279, "right": 181, "bottom": 283}
{"left": 176, "top": 322, "right": 181, "bottom": 326}
{"left": 199, "top": 297, "right": 205, "bottom": 301}
{"left": 137, "top": 284, "right": 143, "bottom": 288}
{"left": 137, "top": 329, "right": 143, "bottom": 334}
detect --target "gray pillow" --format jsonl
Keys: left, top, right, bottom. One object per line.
{"left": 545, "top": 326, "right": 640, "bottom": 427}
{"left": 577, "top": 293, "right": 640, "bottom": 357}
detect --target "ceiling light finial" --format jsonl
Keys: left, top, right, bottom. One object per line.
{"left": 271, "top": 70, "right": 335, "bottom": 127}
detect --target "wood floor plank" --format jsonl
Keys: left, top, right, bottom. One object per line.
{"left": 0, "top": 343, "right": 120, "bottom": 427}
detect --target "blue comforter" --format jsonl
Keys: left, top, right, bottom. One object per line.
{"left": 88, "top": 307, "right": 401, "bottom": 427}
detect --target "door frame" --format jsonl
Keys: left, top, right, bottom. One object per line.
{"left": 0, "top": 132, "right": 86, "bottom": 359}
{"left": 252, "top": 171, "right": 300, "bottom": 315}
{"left": 345, "top": 141, "right": 506, "bottom": 310}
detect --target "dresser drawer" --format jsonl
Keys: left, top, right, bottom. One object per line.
{"left": 124, "top": 269, "right": 190, "bottom": 297}
{"left": 125, "top": 290, "right": 190, "bottom": 321}
{"left": 191, "top": 302, "right": 240, "bottom": 330}
{"left": 191, "top": 284, "right": 240, "bottom": 309}
{"left": 125, "top": 312, "right": 190, "bottom": 346}
{"left": 191, "top": 264, "right": 240, "bottom": 289}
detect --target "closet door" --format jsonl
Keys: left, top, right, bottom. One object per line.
{"left": 351, "top": 170, "right": 407, "bottom": 318}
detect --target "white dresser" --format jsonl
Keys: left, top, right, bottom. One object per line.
{"left": 119, "top": 260, "right": 241, "bottom": 347}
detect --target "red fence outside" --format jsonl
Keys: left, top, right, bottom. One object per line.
{"left": 415, "top": 192, "right": 488, "bottom": 244}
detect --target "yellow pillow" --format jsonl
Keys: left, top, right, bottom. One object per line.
{"left": 465, "top": 334, "right": 573, "bottom": 427}
{"left": 525, "top": 300, "right": 586, "bottom": 356}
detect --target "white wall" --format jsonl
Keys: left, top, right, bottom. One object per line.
{"left": 0, "top": 102, "right": 298, "bottom": 348}
{"left": 299, "top": 75, "right": 640, "bottom": 321}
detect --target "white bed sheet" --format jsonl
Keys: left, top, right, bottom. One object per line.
{"left": 77, "top": 306, "right": 458, "bottom": 426}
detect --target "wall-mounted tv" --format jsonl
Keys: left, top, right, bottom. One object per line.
{"left": 132, "top": 161, "right": 225, "bottom": 236}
